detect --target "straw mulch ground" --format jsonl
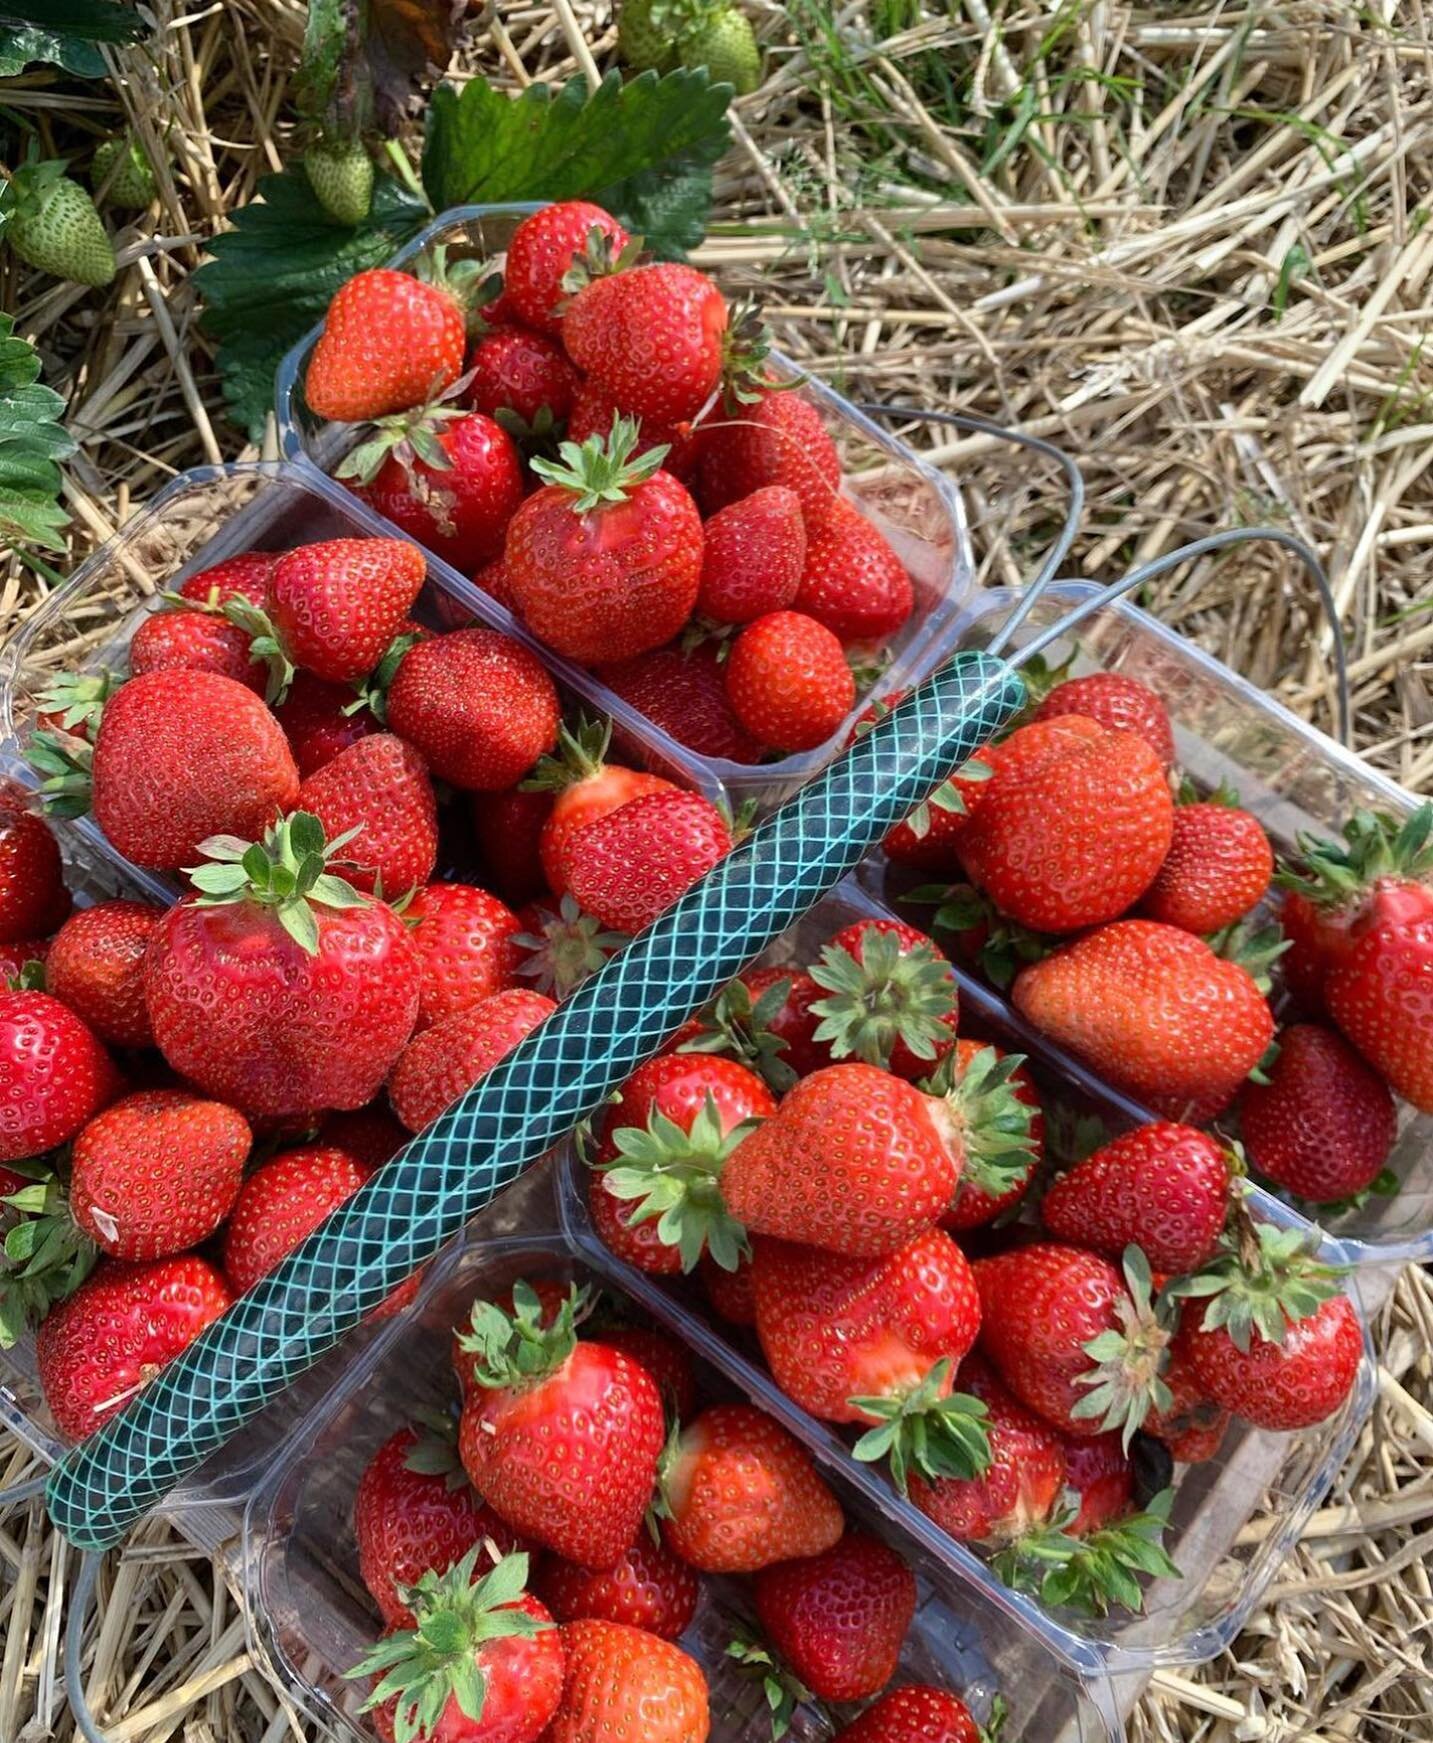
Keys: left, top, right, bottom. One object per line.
{"left": 2, "top": 2, "right": 1431, "bottom": 1738}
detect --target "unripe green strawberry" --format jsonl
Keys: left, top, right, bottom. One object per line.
{"left": 92, "top": 136, "right": 157, "bottom": 210}
{"left": 7, "top": 162, "right": 115, "bottom": 287}
{"left": 618, "top": 0, "right": 681, "bottom": 71}
{"left": 676, "top": 5, "right": 762, "bottom": 93}
{"left": 304, "top": 139, "right": 375, "bottom": 226}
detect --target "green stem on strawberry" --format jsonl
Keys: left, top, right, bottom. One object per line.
{"left": 992, "top": 1487, "right": 1180, "bottom": 1617}
{"left": 25, "top": 728, "right": 94, "bottom": 819}
{"left": 676, "top": 973, "right": 799, "bottom": 1094}
{"left": 34, "top": 670, "right": 116, "bottom": 738}
{"left": 899, "top": 757, "right": 991, "bottom": 841}
{"left": 513, "top": 893, "right": 627, "bottom": 999}
{"left": 598, "top": 1094, "right": 754, "bottom": 1272}
{"left": 901, "top": 881, "right": 1053, "bottom": 990}
{"left": 185, "top": 809, "right": 369, "bottom": 955}
{"left": 850, "top": 1358, "right": 991, "bottom": 1495}
{"left": 457, "top": 1279, "right": 588, "bottom": 1389}
{"left": 347, "top": 628, "right": 424, "bottom": 725}
{"left": 1277, "top": 802, "right": 1433, "bottom": 904}
{"left": 1169, "top": 1208, "right": 1347, "bottom": 1352}
{"left": 529, "top": 414, "right": 669, "bottom": 513}
{"left": 808, "top": 929, "right": 956, "bottom": 1073}
{"left": 1070, "top": 1246, "right": 1175, "bottom": 1446}
{"left": 724, "top": 1635, "right": 826, "bottom": 1743}
{"left": 920, "top": 1044, "right": 1041, "bottom": 1204}
{"left": 1205, "top": 918, "right": 1288, "bottom": 993}
{"left": 519, "top": 715, "right": 612, "bottom": 796}
{"left": 0, "top": 1163, "right": 97, "bottom": 1348}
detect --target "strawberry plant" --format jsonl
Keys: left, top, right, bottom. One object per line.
{"left": 0, "top": 313, "right": 77, "bottom": 553}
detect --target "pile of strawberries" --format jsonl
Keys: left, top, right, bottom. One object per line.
{"left": 302, "top": 199, "right": 921, "bottom": 764}
{"left": 345, "top": 1272, "right": 989, "bottom": 1743}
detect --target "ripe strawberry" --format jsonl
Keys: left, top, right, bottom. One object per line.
{"left": 1239, "top": 1022, "right": 1397, "bottom": 1202}
{"left": 70, "top": 1089, "right": 249, "bottom": 1260}
{"left": 725, "top": 610, "right": 856, "bottom": 752}
{"left": 1060, "top": 1432, "right": 1133, "bottom": 1534}
{"left": 563, "top": 262, "right": 727, "bottom": 426}
{"left": 222, "top": 1145, "right": 369, "bottom": 1294}
{"left": 544, "top": 1619, "right": 708, "bottom": 1743}
{"left": 36, "top": 1254, "right": 231, "bottom": 1440}
{"left": 753, "top": 1532, "right": 916, "bottom": 1703}
{"left": 503, "top": 202, "right": 631, "bottom": 336}
{"left": 471, "top": 788, "right": 553, "bottom": 905}
{"left": 934, "top": 1040, "right": 1043, "bottom": 1231}
{"left": 697, "top": 486, "right": 806, "bottom": 623}
{"left": 297, "top": 733, "right": 438, "bottom": 896}
{"left": 7, "top": 162, "right": 115, "bottom": 287}
{"left": 306, "top": 263, "right": 468, "bottom": 422}
{"left": 468, "top": 325, "right": 580, "bottom": 427}
{"left": 681, "top": 963, "right": 829, "bottom": 1088}
{"left": 511, "top": 895, "right": 625, "bottom": 999}
{"left": 596, "top": 642, "right": 763, "bottom": 764}
{"left": 1034, "top": 672, "right": 1175, "bottom": 770}
{"left": 795, "top": 498, "right": 913, "bottom": 645}
{"left": 275, "top": 671, "right": 375, "bottom": 777}
{"left": 834, "top": 1686, "right": 981, "bottom": 1743}
{"left": 957, "top": 716, "right": 1174, "bottom": 932}
{"left": 0, "top": 990, "right": 120, "bottom": 1161}
{"left": 321, "top": 1101, "right": 407, "bottom": 1167}
{"left": 535, "top": 1534, "right": 698, "bottom": 1641}
{"left": 304, "top": 138, "right": 374, "bottom": 225}
{"left": 389, "top": 987, "right": 554, "bottom": 1132}
{"left": 145, "top": 812, "right": 420, "bottom": 1118}
{"left": 656, "top": 1402, "right": 844, "bottom": 1573}
{"left": 524, "top": 719, "right": 676, "bottom": 896}
{"left": 354, "top": 1550, "right": 564, "bottom": 1743}
{"left": 1013, "top": 920, "right": 1275, "bottom": 1121}
{"left": 355, "top": 1424, "right": 528, "bottom": 1628}
{"left": 1042, "top": 1122, "right": 1230, "bottom": 1274}
{"left": 882, "top": 752, "right": 995, "bottom": 872}
{"left": 1141, "top": 790, "right": 1273, "bottom": 935}
{"left": 696, "top": 389, "right": 842, "bottom": 530}
{"left": 386, "top": 628, "right": 561, "bottom": 791}
{"left": 0, "top": 802, "right": 67, "bottom": 943}
{"left": 342, "top": 409, "right": 525, "bottom": 575}
{"left": 1143, "top": 1332, "right": 1229, "bottom": 1463}
{"left": 506, "top": 419, "right": 703, "bottom": 665}
{"left": 567, "top": 380, "right": 702, "bottom": 480}
{"left": 593, "top": 1323, "right": 698, "bottom": 1420}
{"left": 129, "top": 609, "right": 265, "bottom": 694}
{"left": 473, "top": 552, "right": 519, "bottom": 613}
{"left": 457, "top": 1283, "right": 666, "bottom": 1569}
{"left": 176, "top": 551, "right": 275, "bottom": 609}
{"left": 809, "top": 917, "right": 957, "bottom": 1081}
{"left": 563, "top": 789, "right": 732, "bottom": 934}
{"left": 701, "top": 1248, "right": 756, "bottom": 1325}
{"left": 407, "top": 883, "right": 523, "bottom": 1030}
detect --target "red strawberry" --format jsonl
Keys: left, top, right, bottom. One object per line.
{"left": 696, "top": 389, "right": 842, "bottom": 530}
{"left": 306, "top": 264, "right": 468, "bottom": 422}
{"left": 524, "top": 719, "right": 676, "bottom": 896}
{"left": 1034, "top": 672, "right": 1175, "bottom": 770}
{"left": 36, "top": 1254, "right": 231, "bottom": 1439}
{"left": 725, "top": 610, "right": 856, "bottom": 753}
{"left": 563, "top": 789, "right": 732, "bottom": 935}
{"left": 1239, "top": 1022, "right": 1397, "bottom": 1202}
{"left": 834, "top": 1686, "right": 981, "bottom": 1743}
{"left": 355, "top": 1423, "right": 528, "bottom": 1628}
{"left": 506, "top": 419, "right": 703, "bottom": 665}
{"left": 1143, "top": 1332, "right": 1229, "bottom": 1463}
{"left": 296, "top": 733, "right": 437, "bottom": 897}
{"left": 468, "top": 325, "right": 580, "bottom": 426}
{"left": 958, "top": 716, "right": 1174, "bottom": 932}
{"left": 0, "top": 803, "right": 66, "bottom": 944}
{"left": 935, "top": 1039, "right": 1043, "bottom": 1232}
{"left": 1140, "top": 793, "right": 1273, "bottom": 935}
{"left": 510, "top": 896, "right": 625, "bottom": 999}
{"left": 535, "top": 1535, "right": 698, "bottom": 1641}
{"left": 545, "top": 1619, "right": 708, "bottom": 1743}
{"left": 473, "top": 552, "right": 518, "bottom": 613}
{"left": 254, "top": 537, "right": 427, "bottom": 688}
{"left": 1059, "top": 1432, "right": 1133, "bottom": 1534}
{"left": 882, "top": 752, "right": 995, "bottom": 873}
{"left": 145, "top": 813, "right": 420, "bottom": 1118}
{"left": 567, "top": 381, "right": 700, "bottom": 480}
{"left": 457, "top": 1282, "right": 666, "bottom": 1569}
{"left": 753, "top": 1532, "right": 916, "bottom": 1703}
{"left": 503, "top": 202, "right": 631, "bottom": 336}
{"left": 562, "top": 262, "right": 726, "bottom": 426}
{"left": 1042, "top": 1123, "right": 1230, "bottom": 1274}
{"left": 795, "top": 499, "right": 913, "bottom": 645}
{"left": 683, "top": 963, "right": 829, "bottom": 1087}
{"left": 1013, "top": 920, "right": 1275, "bottom": 1121}
{"left": 222, "top": 1144, "right": 369, "bottom": 1295}
{"left": 129, "top": 608, "right": 265, "bottom": 694}
{"left": 701, "top": 1248, "right": 756, "bottom": 1325}
{"left": 389, "top": 988, "right": 554, "bottom": 1132}
{"left": 593, "top": 1324, "right": 698, "bottom": 1421}
{"left": 275, "top": 670, "right": 375, "bottom": 777}
{"left": 322, "top": 1102, "right": 408, "bottom": 1167}
{"left": 810, "top": 918, "right": 957, "bottom": 1081}
{"left": 596, "top": 642, "right": 763, "bottom": 764}
{"left": 697, "top": 486, "right": 806, "bottom": 623}
{"left": 0, "top": 990, "right": 119, "bottom": 1161}
{"left": 407, "top": 883, "right": 523, "bottom": 1031}
{"left": 657, "top": 1402, "right": 844, "bottom": 1573}
{"left": 46, "top": 899, "right": 163, "bottom": 1048}
{"left": 471, "top": 788, "right": 553, "bottom": 905}
{"left": 176, "top": 551, "right": 274, "bottom": 609}
{"left": 386, "top": 628, "right": 561, "bottom": 791}
{"left": 71, "top": 1089, "right": 249, "bottom": 1260}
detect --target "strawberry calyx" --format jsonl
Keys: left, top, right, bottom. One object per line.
{"left": 34, "top": 669, "right": 116, "bottom": 739}
{"left": 1176, "top": 775, "right": 1241, "bottom": 808}
{"left": 716, "top": 302, "right": 781, "bottom": 412}
{"left": 808, "top": 929, "right": 956, "bottom": 1073}
{"left": 724, "top": 1635, "right": 825, "bottom": 1743}
{"left": 519, "top": 715, "right": 613, "bottom": 795}
{"left": 919, "top": 1045, "right": 1040, "bottom": 1203}
{"left": 334, "top": 378, "right": 473, "bottom": 491}
{"left": 183, "top": 810, "right": 369, "bottom": 955}
{"left": 1205, "top": 918, "right": 1288, "bottom": 993}
{"left": 348, "top": 628, "right": 425, "bottom": 725}
{"left": 597, "top": 1094, "right": 754, "bottom": 1273}
{"left": 1071, "top": 1246, "right": 1175, "bottom": 1446}
{"left": 1276, "top": 802, "right": 1433, "bottom": 911}
{"left": 850, "top": 1358, "right": 991, "bottom": 1495}
{"left": 991, "top": 1486, "right": 1180, "bottom": 1617}
{"left": 512, "top": 893, "right": 626, "bottom": 998}
{"left": 349, "top": 1548, "right": 551, "bottom": 1743}
{"left": 904, "top": 882, "right": 1053, "bottom": 990}
{"left": 530, "top": 414, "right": 669, "bottom": 513}
{"left": 557, "top": 226, "right": 644, "bottom": 302}
{"left": 413, "top": 244, "right": 496, "bottom": 331}
{"left": 1005, "top": 649, "right": 1076, "bottom": 715}
{"left": 25, "top": 728, "right": 94, "bottom": 819}
{"left": 901, "top": 757, "right": 992, "bottom": 840}
{"left": 401, "top": 1408, "right": 470, "bottom": 1493}
{"left": 4, "top": 959, "right": 47, "bottom": 993}
{"left": 218, "top": 596, "right": 297, "bottom": 704}
{"left": 0, "top": 1160, "right": 97, "bottom": 1349}
{"left": 1169, "top": 1211, "right": 1346, "bottom": 1353}
{"left": 677, "top": 973, "right": 800, "bottom": 1094}
{"left": 457, "top": 1278, "right": 589, "bottom": 1390}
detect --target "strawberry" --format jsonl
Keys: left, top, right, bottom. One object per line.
{"left": 1059, "top": 1432, "right": 1133, "bottom": 1534}
{"left": 523, "top": 718, "right": 676, "bottom": 896}
{"left": 222, "top": 1144, "right": 369, "bottom": 1294}
{"left": 752, "top": 1532, "right": 916, "bottom": 1703}
{"left": 1140, "top": 788, "right": 1273, "bottom": 935}
{"left": 1013, "top": 920, "right": 1275, "bottom": 1121}
{"left": 992, "top": 1486, "right": 1179, "bottom": 1617}
{"left": 697, "top": 486, "right": 806, "bottom": 623}
{"left": 321, "top": 1102, "right": 408, "bottom": 1167}
{"left": 695, "top": 389, "right": 842, "bottom": 530}
{"left": 468, "top": 326, "right": 579, "bottom": 428}
{"left": 306, "top": 261, "right": 469, "bottom": 423}
{"left": 355, "top": 1424, "right": 528, "bottom": 1629}
{"left": 676, "top": 5, "right": 762, "bottom": 92}
{"left": 1034, "top": 671, "right": 1175, "bottom": 770}
{"left": 751, "top": 1230, "right": 988, "bottom": 1492}
{"left": 473, "top": 553, "right": 518, "bottom": 613}
{"left": 353, "top": 1550, "right": 564, "bottom": 1743}
{"left": 934, "top": 1040, "right": 1043, "bottom": 1231}
{"left": 145, "top": 812, "right": 420, "bottom": 1118}
{"left": 0, "top": 802, "right": 67, "bottom": 943}
{"left": 304, "top": 138, "right": 374, "bottom": 226}
{"left": 834, "top": 1686, "right": 981, "bottom": 1743}
{"left": 342, "top": 408, "right": 525, "bottom": 575}
{"left": 882, "top": 752, "right": 995, "bottom": 872}
{"left": 297, "top": 733, "right": 438, "bottom": 896}
{"left": 275, "top": 670, "right": 375, "bottom": 777}
{"left": 596, "top": 642, "right": 763, "bottom": 764}
{"left": 389, "top": 988, "right": 554, "bottom": 1132}
{"left": 506, "top": 418, "right": 704, "bottom": 665}
{"left": 386, "top": 629, "right": 561, "bottom": 791}
{"left": 0, "top": 990, "right": 120, "bottom": 1161}
{"left": 563, "top": 789, "right": 732, "bottom": 934}
{"left": 36, "top": 1254, "right": 231, "bottom": 1440}
{"left": 456, "top": 1282, "right": 666, "bottom": 1569}
{"left": 535, "top": 1534, "right": 699, "bottom": 1641}
{"left": 1143, "top": 1332, "right": 1229, "bottom": 1463}
{"left": 471, "top": 789, "right": 553, "bottom": 905}
{"left": 809, "top": 918, "right": 957, "bottom": 1081}
{"left": 92, "top": 134, "right": 158, "bottom": 210}
{"left": 656, "top": 1402, "right": 844, "bottom": 1573}
{"left": 44, "top": 901, "right": 158, "bottom": 1049}
{"left": 563, "top": 262, "right": 727, "bottom": 426}
{"left": 701, "top": 1248, "right": 756, "bottom": 1325}
{"left": 725, "top": 610, "right": 856, "bottom": 752}
{"left": 511, "top": 896, "right": 625, "bottom": 999}
{"left": 1041, "top": 1122, "right": 1230, "bottom": 1274}
{"left": 1239, "top": 1021, "right": 1397, "bottom": 1202}
{"left": 957, "top": 715, "right": 1174, "bottom": 932}
{"left": 7, "top": 162, "right": 115, "bottom": 287}
{"left": 129, "top": 608, "right": 265, "bottom": 695}
{"left": 176, "top": 551, "right": 275, "bottom": 609}
{"left": 795, "top": 499, "right": 914, "bottom": 645}
{"left": 407, "top": 883, "right": 523, "bottom": 1031}
{"left": 544, "top": 1619, "right": 709, "bottom": 1743}
{"left": 679, "top": 964, "right": 829, "bottom": 1089}
{"left": 592, "top": 1323, "right": 698, "bottom": 1420}
{"left": 70, "top": 1089, "right": 249, "bottom": 1260}
{"left": 503, "top": 202, "right": 632, "bottom": 337}
{"left": 567, "top": 381, "right": 701, "bottom": 480}
{"left": 452, "top": 1279, "right": 570, "bottom": 1396}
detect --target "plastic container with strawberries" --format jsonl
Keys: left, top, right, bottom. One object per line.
{"left": 273, "top": 202, "right": 975, "bottom": 811}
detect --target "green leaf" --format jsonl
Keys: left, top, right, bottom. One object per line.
{"left": 0, "top": 0, "right": 146, "bottom": 38}
{"left": 0, "top": 26, "right": 105, "bottom": 75}
{"left": 0, "top": 315, "right": 76, "bottom": 554}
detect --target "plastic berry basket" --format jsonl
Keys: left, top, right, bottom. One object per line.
{"left": 553, "top": 876, "right": 1377, "bottom": 1678}
{"left": 240, "top": 1204, "right": 1125, "bottom": 1743}
{"left": 272, "top": 203, "right": 977, "bottom": 812}
{"left": 872, "top": 582, "right": 1432, "bottom": 1268}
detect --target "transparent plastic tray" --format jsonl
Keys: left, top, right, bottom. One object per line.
{"left": 555, "top": 878, "right": 1377, "bottom": 1677}
{"left": 273, "top": 203, "right": 976, "bottom": 811}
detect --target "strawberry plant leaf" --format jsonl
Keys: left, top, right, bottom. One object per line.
{"left": 0, "top": 313, "right": 76, "bottom": 553}
{"left": 0, "top": 0, "right": 145, "bottom": 73}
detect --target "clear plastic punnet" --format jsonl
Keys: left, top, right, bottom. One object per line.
{"left": 273, "top": 203, "right": 977, "bottom": 810}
